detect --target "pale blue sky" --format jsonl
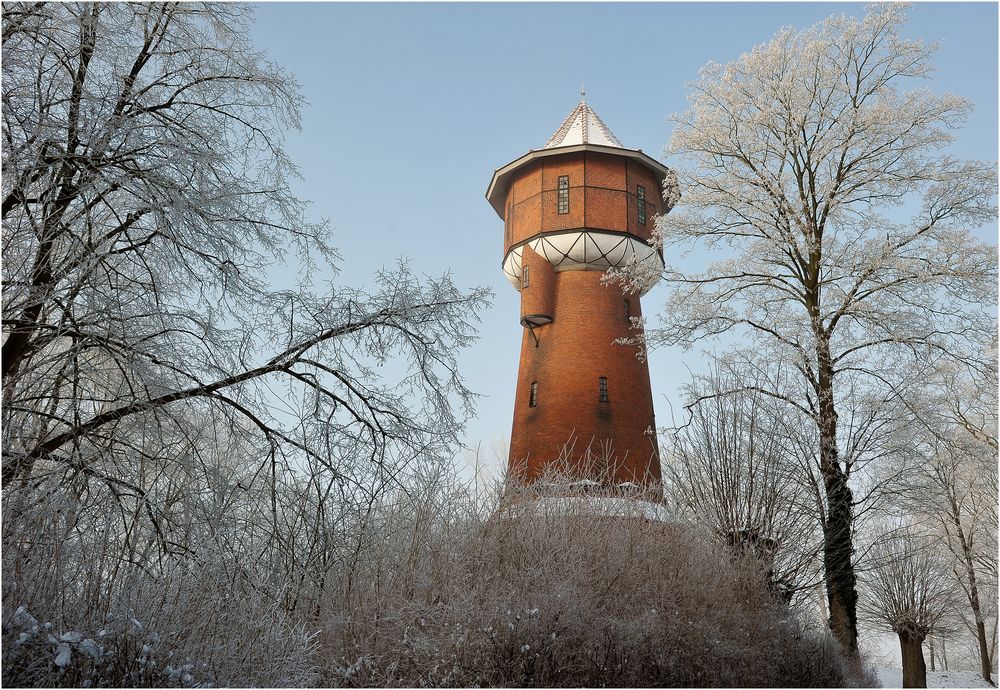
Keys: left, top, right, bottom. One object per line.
{"left": 248, "top": 2, "right": 999, "bottom": 477}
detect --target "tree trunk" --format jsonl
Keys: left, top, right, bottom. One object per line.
{"left": 822, "top": 467, "right": 859, "bottom": 653}
{"left": 928, "top": 637, "right": 935, "bottom": 672}
{"left": 949, "top": 502, "right": 994, "bottom": 684}
{"left": 899, "top": 632, "right": 927, "bottom": 688}
{"left": 973, "top": 617, "right": 993, "bottom": 685}
{"left": 815, "top": 337, "right": 859, "bottom": 654}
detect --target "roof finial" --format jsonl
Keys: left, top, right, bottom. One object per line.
{"left": 580, "top": 82, "right": 586, "bottom": 102}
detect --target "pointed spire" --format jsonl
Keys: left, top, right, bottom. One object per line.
{"left": 544, "top": 94, "right": 623, "bottom": 149}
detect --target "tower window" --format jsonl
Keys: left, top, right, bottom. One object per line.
{"left": 505, "top": 200, "right": 512, "bottom": 242}
{"left": 557, "top": 175, "right": 569, "bottom": 214}
{"left": 624, "top": 299, "right": 631, "bottom": 320}
{"left": 522, "top": 265, "right": 530, "bottom": 289}
{"left": 599, "top": 377, "right": 609, "bottom": 402}
{"left": 637, "top": 184, "right": 646, "bottom": 225}
{"left": 529, "top": 381, "right": 538, "bottom": 407}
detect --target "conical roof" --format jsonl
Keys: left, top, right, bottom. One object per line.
{"left": 544, "top": 93, "right": 623, "bottom": 149}
{"left": 487, "top": 92, "right": 672, "bottom": 218}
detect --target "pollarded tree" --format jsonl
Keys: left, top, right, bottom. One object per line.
{"left": 1, "top": 3, "right": 488, "bottom": 532}
{"left": 621, "top": 4, "right": 998, "bottom": 652}
{"left": 862, "top": 527, "right": 958, "bottom": 688}
{"left": 666, "top": 363, "right": 822, "bottom": 603}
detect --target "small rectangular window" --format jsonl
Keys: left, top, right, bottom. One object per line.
{"left": 624, "top": 299, "right": 630, "bottom": 320}
{"left": 522, "top": 265, "right": 530, "bottom": 289}
{"left": 529, "top": 381, "right": 538, "bottom": 407}
{"left": 557, "top": 176, "right": 569, "bottom": 214}
{"left": 637, "top": 185, "right": 646, "bottom": 226}
{"left": 505, "top": 200, "right": 512, "bottom": 242}
{"left": 599, "top": 377, "right": 608, "bottom": 402}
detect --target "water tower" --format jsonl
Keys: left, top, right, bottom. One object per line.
{"left": 486, "top": 94, "right": 675, "bottom": 486}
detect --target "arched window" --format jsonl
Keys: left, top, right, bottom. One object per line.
{"left": 522, "top": 265, "right": 530, "bottom": 289}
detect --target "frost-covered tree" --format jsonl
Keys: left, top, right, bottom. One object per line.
{"left": 666, "top": 363, "right": 822, "bottom": 603}
{"left": 862, "top": 528, "right": 958, "bottom": 688}
{"left": 1, "top": 3, "right": 488, "bottom": 528}
{"left": 901, "top": 356, "right": 998, "bottom": 683}
{"left": 622, "top": 4, "right": 998, "bottom": 652}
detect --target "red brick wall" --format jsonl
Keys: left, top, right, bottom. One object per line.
{"left": 625, "top": 160, "right": 661, "bottom": 239}
{"left": 540, "top": 153, "right": 586, "bottom": 233}
{"left": 519, "top": 245, "right": 554, "bottom": 324}
{"left": 504, "top": 152, "right": 663, "bottom": 254}
{"left": 509, "top": 270, "right": 660, "bottom": 485}
{"left": 508, "top": 160, "right": 542, "bottom": 250}
{"left": 584, "top": 152, "right": 626, "bottom": 191}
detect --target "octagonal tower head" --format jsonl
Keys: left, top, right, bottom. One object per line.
{"left": 486, "top": 95, "right": 674, "bottom": 296}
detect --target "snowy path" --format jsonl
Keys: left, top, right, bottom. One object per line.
{"left": 876, "top": 667, "right": 994, "bottom": 688}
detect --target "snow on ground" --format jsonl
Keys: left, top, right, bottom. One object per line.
{"left": 876, "top": 666, "right": 993, "bottom": 688}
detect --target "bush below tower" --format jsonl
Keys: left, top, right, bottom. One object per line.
{"left": 312, "top": 480, "right": 872, "bottom": 688}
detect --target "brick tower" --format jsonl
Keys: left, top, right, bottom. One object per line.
{"left": 486, "top": 94, "right": 674, "bottom": 487}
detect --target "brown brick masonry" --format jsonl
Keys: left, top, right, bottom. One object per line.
{"left": 519, "top": 245, "right": 555, "bottom": 325}
{"left": 504, "top": 152, "right": 662, "bottom": 256}
{"left": 509, "top": 268, "right": 660, "bottom": 485}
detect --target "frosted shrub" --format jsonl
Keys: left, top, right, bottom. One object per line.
{"left": 2, "top": 606, "right": 200, "bottom": 688}
{"left": 314, "top": 477, "right": 869, "bottom": 687}
{"left": 2, "top": 566, "right": 320, "bottom": 688}
{"left": 1, "top": 483, "right": 320, "bottom": 688}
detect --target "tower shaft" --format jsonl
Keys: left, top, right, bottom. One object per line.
{"left": 511, "top": 268, "right": 658, "bottom": 483}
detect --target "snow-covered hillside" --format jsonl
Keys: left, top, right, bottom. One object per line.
{"left": 877, "top": 667, "right": 993, "bottom": 688}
